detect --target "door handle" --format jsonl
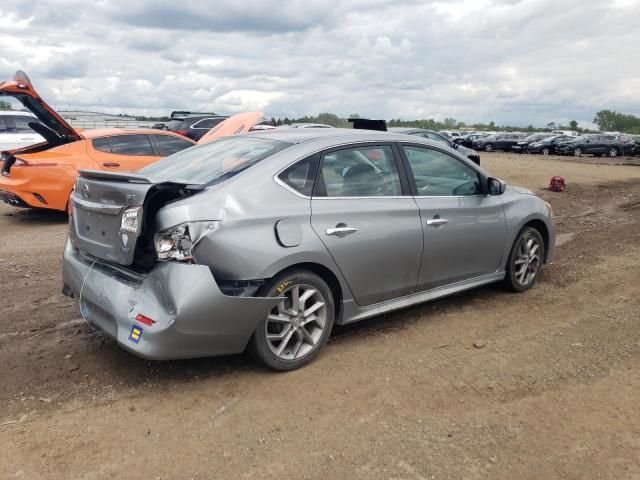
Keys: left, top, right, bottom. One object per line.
{"left": 426, "top": 218, "right": 449, "bottom": 227}
{"left": 102, "top": 162, "right": 120, "bottom": 167}
{"left": 326, "top": 227, "right": 358, "bottom": 236}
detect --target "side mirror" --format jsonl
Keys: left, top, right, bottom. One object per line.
{"left": 488, "top": 177, "right": 506, "bottom": 195}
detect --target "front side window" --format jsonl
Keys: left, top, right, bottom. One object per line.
{"left": 319, "top": 145, "right": 402, "bottom": 197}
{"left": 152, "top": 135, "right": 193, "bottom": 156}
{"left": 402, "top": 145, "right": 481, "bottom": 196}
{"left": 191, "top": 118, "right": 221, "bottom": 129}
{"left": 108, "top": 135, "right": 155, "bottom": 156}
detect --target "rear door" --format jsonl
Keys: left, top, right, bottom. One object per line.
{"left": 89, "top": 134, "right": 160, "bottom": 171}
{"left": 310, "top": 143, "right": 423, "bottom": 306}
{"left": 399, "top": 144, "right": 506, "bottom": 290}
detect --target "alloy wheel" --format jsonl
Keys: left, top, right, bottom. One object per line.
{"left": 574, "top": 147, "right": 582, "bottom": 157}
{"left": 513, "top": 236, "right": 541, "bottom": 287}
{"left": 542, "top": 147, "right": 550, "bottom": 156}
{"left": 608, "top": 148, "right": 618, "bottom": 158}
{"left": 485, "top": 144, "right": 493, "bottom": 152}
{"left": 265, "top": 284, "right": 327, "bottom": 361}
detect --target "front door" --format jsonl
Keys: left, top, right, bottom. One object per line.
{"left": 310, "top": 144, "right": 423, "bottom": 306}
{"left": 400, "top": 144, "right": 507, "bottom": 290}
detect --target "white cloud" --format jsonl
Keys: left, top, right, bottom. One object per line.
{"left": 0, "top": 0, "right": 638, "bottom": 126}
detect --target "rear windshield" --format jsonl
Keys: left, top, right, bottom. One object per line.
{"left": 139, "top": 136, "right": 291, "bottom": 184}
{"left": 166, "top": 119, "right": 186, "bottom": 130}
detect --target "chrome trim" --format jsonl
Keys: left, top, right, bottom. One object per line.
{"left": 426, "top": 218, "right": 448, "bottom": 226}
{"left": 71, "top": 195, "right": 122, "bottom": 215}
{"left": 326, "top": 227, "right": 358, "bottom": 236}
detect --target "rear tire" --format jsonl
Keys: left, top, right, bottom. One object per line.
{"left": 542, "top": 147, "right": 550, "bottom": 156}
{"left": 608, "top": 147, "right": 618, "bottom": 158}
{"left": 573, "top": 147, "right": 582, "bottom": 157}
{"left": 502, "top": 227, "right": 545, "bottom": 293}
{"left": 248, "top": 269, "right": 335, "bottom": 371}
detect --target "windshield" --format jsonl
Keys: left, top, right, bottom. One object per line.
{"left": 166, "top": 119, "right": 185, "bottom": 130}
{"left": 139, "top": 136, "right": 291, "bottom": 184}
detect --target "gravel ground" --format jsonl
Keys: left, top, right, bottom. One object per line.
{"left": 1, "top": 152, "right": 639, "bottom": 480}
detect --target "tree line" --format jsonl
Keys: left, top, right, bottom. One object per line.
{"left": 2, "top": 99, "right": 638, "bottom": 133}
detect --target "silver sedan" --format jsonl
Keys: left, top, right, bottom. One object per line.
{"left": 62, "top": 129, "right": 554, "bottom": 370}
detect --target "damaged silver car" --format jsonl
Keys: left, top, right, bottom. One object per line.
{"left": 63, "top": 129, "right": 555, "bottom": 370}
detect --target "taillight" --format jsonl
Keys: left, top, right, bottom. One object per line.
{"left": 120, "top": 206, "right": 143, "bottom": 234}
{"left": 175, "top": 130, "right": 189, "bottom": 137}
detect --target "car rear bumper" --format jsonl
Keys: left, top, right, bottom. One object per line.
{"left": 62, "top": 240, "right": 280, "bottom": 360}
{"left": 0, "top": 189, "right": 31, "bottom": 207}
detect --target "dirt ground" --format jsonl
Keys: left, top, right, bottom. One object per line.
{"left": 1, "top": 152, "right": 639, "bottom": 480}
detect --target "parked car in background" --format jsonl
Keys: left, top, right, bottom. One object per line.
{"left": 0, "top": 111, "right": 45, "bottom": 151}
{"left": 454, "top": 133, "right": 489, "bottom": 148}
{"left": 166, "top": 115, "right": 228, "bottom": 141}
{"left": 618, "top": 134, "right": 637, "bottom": 156}
{"left": 389, "top": 127, "right": 480, "bottom": 165}
{"left": 632, "top": 135, "right": 640, "bottom": 155}
{"left": 0, "top": 71, "right": 195, "bottom": 212}
{"left": 151, "top": 123, "right": 168, "bottom": 130}
{"left": 472, "top": 133, "right": 523, "bottom": 152}
{"left": 288, "top": 123, "right": 334, "bottom": 129}
{"left": 63, "top": 128, "right": 554, "bottom": 370}
{"left": 526, "top": 135, "right": 571, "bottom": 155}
{"left": 510, "top": 133, "right": 557, "bottom": 153}
{"left": 554, "top": 134, "right": 629, "bottom": 157}
{"left": 439, "top": 130, "right": 462, "bottom": 138}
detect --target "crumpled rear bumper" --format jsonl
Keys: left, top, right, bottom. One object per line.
{"left": 62, "top": 240, "right": 280, "bottom": 360}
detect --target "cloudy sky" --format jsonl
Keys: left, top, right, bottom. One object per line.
{"left": 1, "top": 0, "right": 639, "bottom": 127}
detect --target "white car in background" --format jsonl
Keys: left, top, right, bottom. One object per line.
{"left": 0, "top": 111, "right": 44, "bottom": 151}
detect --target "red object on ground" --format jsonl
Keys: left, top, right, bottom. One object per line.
{"left": 549, "top": 176, "right": 566, "bottom": 192}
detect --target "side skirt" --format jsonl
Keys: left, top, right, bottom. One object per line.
{"left": 339, "top": 271, "right": 505, "bottom": 325}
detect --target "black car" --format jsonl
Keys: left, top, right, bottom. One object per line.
{"left": 554, "top": 134, "right": 629, "bottom": 157}
{"left": 166, "top": 115, "right": 228, "bottom": 141}
{"left": 472, "top": 133, "right": 523, "bottom": 152}
{"left": 389, "top": 127, "right": 481, "bottom": 165}
{"left": 510, "top": 133, "right": 557, "bottom": 153}
{"left": 526, "top": 135, "right": 573, "bottom": 155}
{"left": 454, "top": 133, "right": 489, "bottom": 148}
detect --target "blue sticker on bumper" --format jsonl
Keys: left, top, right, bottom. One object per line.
{"left": 128, "top": 326, "right": 143, "bottom": 344}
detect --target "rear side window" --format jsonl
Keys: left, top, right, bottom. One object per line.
{"left": 152, "top": 135, "right": 193, "bottom": 156}
{"left": 11, "top": 116, "right": 37, "bottom": 132}
{"left": 92, "top": 137, "right": 111, "bottom": 153}
{"left": 191, "top": 118, "right": 223, "bottom": 129}
{"left": 166, "top": 119, "right": 185, "bottom": 131}
{"left": 108, "top": 135, "right": 155, "bottom": 156}
{"left": 278, "top": 155, "right": 318, "bottom": 196}
{"left": 0, "top": 118, "right": 6, "bottom": 132}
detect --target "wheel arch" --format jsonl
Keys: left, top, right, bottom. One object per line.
{"left": 522, "top": 219, "right": 550, "bottom": 263}
{"left": 268, "top": 262, "right": 344, "bottom": 323}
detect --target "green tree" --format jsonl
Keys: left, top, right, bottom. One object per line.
{"left": 569, "top": 120, "right": 578, "bottom": 130}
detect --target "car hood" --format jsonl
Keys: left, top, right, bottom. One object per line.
{"left": 197, "top": 112, "right": 267, "bottom": 144}
{"left": 456, "top": 144, "right": 478, "bottom": 157}
{"left": 0, "top": 71, "right": 81, "bottom": 149}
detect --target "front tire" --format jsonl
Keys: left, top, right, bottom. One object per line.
{"left": 573, "top": 147, "right": 582, "bottom": 157}
{"left": 608, "top": 147, "right": 618, "bottom": 158}
{"left": 485, "top": 144, "right": 494, "bottom": 152}
{"left": 249, "top": 269, "right": 335, "bottom": 371}
{"left": 542, "top": 147, "right": 550, "bottom": 156}
{"left": 502, "top": 227, "right": 545, "bottom": 292}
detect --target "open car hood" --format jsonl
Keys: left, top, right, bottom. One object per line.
{"left": 197, "top": 111, "right": 269, "bottom": 144}
{"left": 0, "top": 71, "right": 82, "bottom": 147}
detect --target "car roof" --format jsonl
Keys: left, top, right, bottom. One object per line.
{"left": 0, "top": 110, "right": 36, "bottom": 117}
{"left": 79, "top": 128, "right": 194, "bottom": 140}
{"left": 388, "top": 127, "right": 436, "bottom": 134}
{"left": 247, "top": 127, "right": 451, "bottom": 146}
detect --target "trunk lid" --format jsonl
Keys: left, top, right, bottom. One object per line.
{"left": 197, "top": 111, "right": 267, "bottom": 144}
{"left": 70, "top": 169, "right": 202, "bottom": 267}
{"left": 0, "top": 71, "right": 82, "bottom": 149}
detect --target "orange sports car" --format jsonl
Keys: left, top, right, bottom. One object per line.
{"left": 0, "top": 71, "right": 196, "bottom": 212}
